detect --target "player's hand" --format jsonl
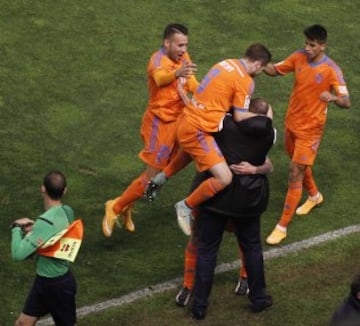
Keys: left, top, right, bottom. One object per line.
{"left": 176, "top": 61, "right": 197, "bottom": 78}
{"left": 320, "top": 91, "right": 337, "bottom": 102}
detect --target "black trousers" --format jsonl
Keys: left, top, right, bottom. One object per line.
{"left": 192, "top": 209, "right": 267, "bottom": 311}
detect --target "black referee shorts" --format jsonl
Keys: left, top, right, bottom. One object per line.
{"left": 23, "top": 270, "right": 77, "bottom": 326}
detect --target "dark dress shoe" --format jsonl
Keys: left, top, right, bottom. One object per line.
{"left": 250, "top": 295, "right": 273, "bottom": 313}
{"left": 191, "top": 306, "right": 206, "bottom": 320}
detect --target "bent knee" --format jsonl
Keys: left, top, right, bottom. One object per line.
{"left": 217, "top": 171, "right": 233, "bottom": 187}
{"left": 15, "top": 313, "right": 37, "bottom": 326}
{"left": 289, "top": 162, "right": 306, "bottom": 182}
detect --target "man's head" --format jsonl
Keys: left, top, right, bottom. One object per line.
{"left": 303, "top": 24, "right": 327, "bottom": 62}
{"left": 163, "top": 23, "right": 189, "bottom": 63}
{"left": 304, "top": 24, "right": 327, "bottom": 44}
{"left": 243, "top": 43, "right": 272, "bottom": 77}
{"left": 42, "top": 170, "right": 67, "bottom": 200}
{"left": 249, "top": 98, "right": 269, "bottom": 115}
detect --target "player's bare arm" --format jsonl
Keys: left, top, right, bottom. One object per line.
{"left": 263, "top": 62, "right": 277, "bottom": 76}
{"left": 319, "top": 91, "right": 351, "bottom": 108}
{"left": 233, "top": 110, "right": 258, "bottom": 122}
{"left": 177, "top": 77, "right": 191, "bottom": 106}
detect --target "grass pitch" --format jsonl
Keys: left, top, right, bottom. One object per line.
{"left": 0, "top": 0, "right": 359, "bottom": 325}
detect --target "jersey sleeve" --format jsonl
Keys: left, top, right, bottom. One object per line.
{"left": 152, "top": 68, "right": 177, "bottom": 87}
{"left": 232, "top": 80, "right": 253, "bottom": 113}
{"left": 11, "top": 228, "right": 34, "bottom": 261}
{"left": 274, "top": 51, "right": 300, "bottom": 75}
{"left": 148, "top": 49, "right": 177, "bottom": 87}
{"left": 329, "top": 64, "right": 350, "bottom": 98}
{"left": 185, "top": 74, "right": 200, "bottom": 93}
{"left": 11, "top": 218, "right": 55, "bottom": 261}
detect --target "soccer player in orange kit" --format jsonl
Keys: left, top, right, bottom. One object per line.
{"left": 265, "top": 24, "right": 351, "bottom": 245}
{"left": 147, "top": 44, "right": 272, "bottom": 235}
{"left": 102, "top": 23, "right": 199, "bottom": 237}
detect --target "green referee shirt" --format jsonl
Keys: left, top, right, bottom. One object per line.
{"left": 11, "top": 204, "right": 75, "bottom": 278}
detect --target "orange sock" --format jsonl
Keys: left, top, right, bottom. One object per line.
{"left": 238, "top": 248, "right": 247, "bottom": 279}
{"left": 163, "top": 151, "right": 192, "bottom": 178}
{"left": 113, "top": 173, "right": 148, "bottom": 214}
{"left": 240, "top": 265, "right": 247, "bottom": 279}
{"left": 278, "top": 181, "right": 303, "bottom": 227}
{"left": 303, "top": 166, "right": 318, "bottom": 197}
{"left": 186, "top": 177, "right": 225, "bottom": 208}
{"left": 183, "top": 241, "right": 197, "bottom": 290}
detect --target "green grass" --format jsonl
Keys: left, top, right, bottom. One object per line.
{"left": 74, "top": 232, "right": 360, "bottom": 326}
{"left": 0, "top": 0, "right": 359, "bottom": 325}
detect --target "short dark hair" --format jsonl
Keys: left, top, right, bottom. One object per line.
{"left": 244, "top": 43, "right": 272, "bottom": 65}
{"left": 351, "top": 274, "right": 360, "bottom": 297}
{"left": 304, "top": 24, "right": 327, "bottom": 43}
{"left": 249, "top": 98, "right": 269, "bottom": 115}
{"left": 43, "top": 170, "right": 67, "bottom": 200}
{"left": 163, "top": 23, "right": 188, "bottom": 39}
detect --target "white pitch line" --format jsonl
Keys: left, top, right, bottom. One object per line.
{"left": 37, "top": 224, "right": 360, "bottom": 325}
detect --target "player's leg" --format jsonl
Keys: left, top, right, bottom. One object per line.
{"left": 266, "top": 161, "right": 305, "bottom": 245}
{"left": 296, "top": 136, "right": 323, "bottom": 215}
{"left": 176, "top": 215, "right": 200, "bottom": 307}
{"left": 176, "top": 160, "right": 231, "bottom": 235}
{"left": 15, "top": 314, "right": 38, "bottom": 326}
{"left": 103, "top": 169, "right": 156, "bottom": 237}
{"left": 102, "top": 110, "right": 178, "bottom": 237}
{"left": 175, "top": 127, "right": 231, "bottom": 235}
{"left": 176, "top": 240, "right": 197, "bottom": 306}
{"left": 296, "top": 165, "right": 323, "bottom": 215}
{"left": 186, "top": 161, "right": 232, "bottom": 207}
{"left": 267, "top": 131, "right": 319, "bottom": 245}
{"left": 112, "top": 167, "right": 160, "bottom": 230}
{"left": 234, "top": 247, "right": 249, "bottom": 296}
{"left": 145, "top": 112, "right": 192, "bottom": 202}
{"left": 279, "top": 162, "right": 305, "bottom": 226}
{"left": 146, "top": 149, "right": 192, "bottom": 202}
{"left": 267, "top": 128, "right": 299, "bottom": 245}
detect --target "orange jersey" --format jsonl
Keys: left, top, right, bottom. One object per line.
{"left": 275, "top": 50, "right": 350, "bottom": 135}
{"left": 183, "top": 59, "right": 253, "bottom": 132}
{"left": 146, "top": 48, "right": 198, "bottom": 122}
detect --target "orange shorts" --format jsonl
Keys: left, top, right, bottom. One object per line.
{"left": 285, "top": 127, "right": 322, "bottom": 166}
{"left": 139, "top": 110, "right": 179, "bottom": 169}
{"left": 176, "top": 115, "right": 225, "bottom": 172}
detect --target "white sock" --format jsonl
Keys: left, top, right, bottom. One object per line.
{"left": 310, "top": 192, "right": 320, "bottom": 201}
{"left": 276, "top": 224, "right": 287, "bottom": 233}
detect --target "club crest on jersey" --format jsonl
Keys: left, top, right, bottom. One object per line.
{"left": 315, "top": 73, "right": 323, "bottom": 84}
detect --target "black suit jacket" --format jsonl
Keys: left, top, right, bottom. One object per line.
{"left": 191, "top": 115, "right": 274, "bottom": 217}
